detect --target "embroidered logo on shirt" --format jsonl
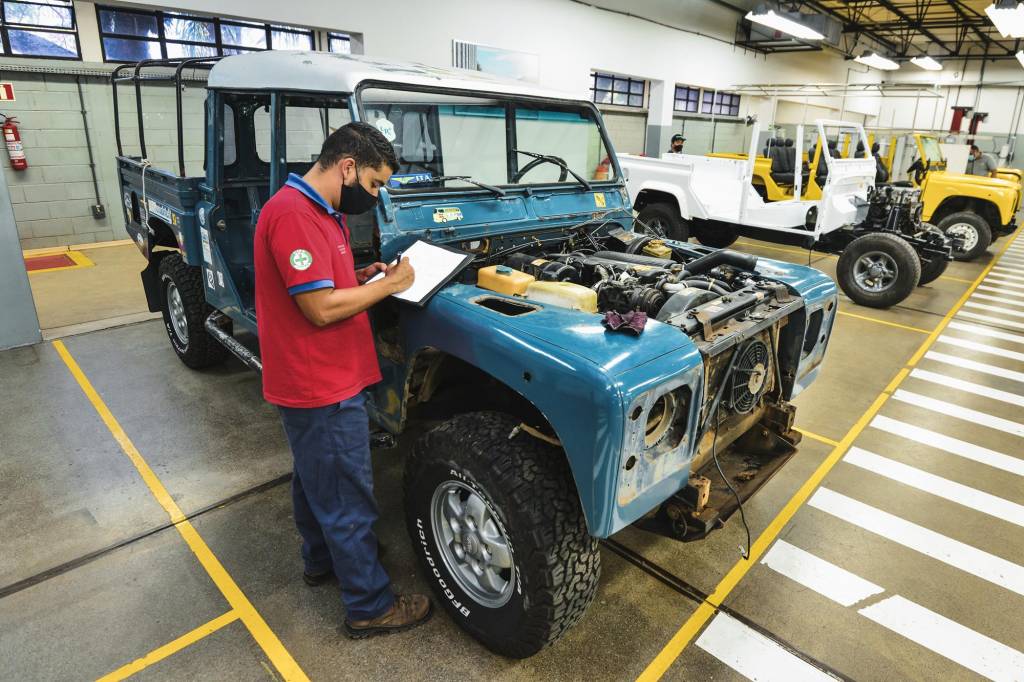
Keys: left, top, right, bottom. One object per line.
{"left": 290, "top": 249, "right": 313, "bottom": 271}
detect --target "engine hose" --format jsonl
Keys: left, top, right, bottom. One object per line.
{"left": 592, "top": 250, "right": 672, "bottom": 267}
{"left": 682, "top": 249, "right": 758, "bottom": 277}
{"left": 682, "top": 278, "right": 732, "bottom": 296}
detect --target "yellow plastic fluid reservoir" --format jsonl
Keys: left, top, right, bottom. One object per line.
{"left": 525, "top": 281, "right": 598, "bottom": 313}
{"left": 642, "top": 239, "right": 673, "bottom": 259}
{"left": 477, "top": 265, "right": 535, "bottom": 296}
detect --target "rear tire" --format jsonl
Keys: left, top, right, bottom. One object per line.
{"left": 836, "top": 232, "right": 921, "bottom": 308}
{"left": 636, "top": 203, "right": 688, "bottom": 241}
{"left": 158, "top": 253, "right": 229, "bottom": 369}
{"left": 917, "top": 254, "right": 948, "bottom": 286}
{"left": 691, "top": 221, "right": 739, "bottom": 248}
{"left": 404, "top": 412, "right": 600, "bottom": 658}
{"left": 937, "top": 211, "right": 991, "bottom": 261}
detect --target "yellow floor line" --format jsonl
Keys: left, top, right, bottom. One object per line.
{"left": 97, "top": 611, "right": 239, "bottom": 681}
{"left": 53, "top": 341, "right": 309, "bottom": 682}
{"left": 837, "top": 310, "right": 932, "bottom": 334}
{"left": 794, "top": 427, "right": 840, "bottom": 448}
{"left": 635, "top": 226, "right": 1023, "bottom": 682}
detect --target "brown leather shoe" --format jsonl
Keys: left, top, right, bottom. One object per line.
{"left": 344, "top": 593, "right": 433, "bottom": 639}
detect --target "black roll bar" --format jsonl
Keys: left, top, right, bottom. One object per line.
{"left": 110, "top": 57, "right": 221, "bottom": 177}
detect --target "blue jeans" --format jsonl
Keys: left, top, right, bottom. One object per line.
{"left": 278, "top": 392, "right": 395, "bottom": 621}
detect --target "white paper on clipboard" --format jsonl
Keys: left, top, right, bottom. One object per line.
{"left": 366, "top": 240, "right": 469, "bottom": 304}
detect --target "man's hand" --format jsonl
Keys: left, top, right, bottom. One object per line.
{"left": 384, "top": 257, "right": 415, "bottom": 293}
{"left": 356, "top": 262, "right": 388, "bottom": 285}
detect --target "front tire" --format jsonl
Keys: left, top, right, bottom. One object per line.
{"left": 836, "top": 232, "right": 921, "bottom": 308}
{"left": 404, "top": 412, "right": 600, "bottom": 658}
{"left": 937, "top": 211, "right": 991, "bottom": 261}
{"left": 636, "top": 203, "right": 688, "bottom": 241}
{"left": 158, "top": 253, "right": 228, "bottom": 369}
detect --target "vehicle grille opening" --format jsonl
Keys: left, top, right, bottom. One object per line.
{"left": 803, "top": 309, "right": 824, "bottom": 354}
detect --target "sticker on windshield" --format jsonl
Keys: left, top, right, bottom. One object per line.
{"left": 374, "top": 118, "right": 397, "bottom": 142}
{"left": 593, "top": 192, "right": 606, "bottom": 208}
{"left": 290, "top": 249, "right": 313, "bottom": 271}
{"left": 389, "top": 172, "right": 433, "bottom": 189}
{"left": 433, "top": 207, "right": 463, "bottom": 224}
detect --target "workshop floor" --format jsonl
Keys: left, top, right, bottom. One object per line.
{"left": 2, "top": 231, "right": 1023, "bottom": 681}
{"left": 25, "top": 242, "right": 158, "bottom": 338}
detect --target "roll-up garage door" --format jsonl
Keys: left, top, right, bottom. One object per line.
{"left": 600, "top": 109, "right": 647, "bottom": 155}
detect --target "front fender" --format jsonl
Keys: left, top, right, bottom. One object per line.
{"left": 368, "top": 285, "right": 694, "bottom": 537}
{"left": 635, "top": 181, "right": 692, "bottom": 220}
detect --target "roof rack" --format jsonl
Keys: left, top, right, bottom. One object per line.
{"left": 111, "top": 57, "right": 222, "bottom": 178}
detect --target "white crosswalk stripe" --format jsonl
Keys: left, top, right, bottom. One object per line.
{"left": 759, "top": 541, "right": 1024, "bottom": 682}
{"left": 978, "top": 285, "right": 1024, "bottom": 298}
{"left": 870, "top": 415, "right": 1024, "bottom": 476}
{"left": 695, "top": 614, "right": 835, "bottom": 682}
{"left": 858, "top": 596, "right": 1024, "bottom": 682}
{"left": 893, "top": 388, "right": 1024, "bottom": 437}
{"left": 957, "top": 311, "right": 1024, "bottom": 330}
{"left": 963, "top": 301, "right": 1024, "bottom": 319}
{"left": 910, "top": 368, "right": 1024, "bottom": 408}
{"left": 761, "top": 540, "right": 883, "bottom": 607}
{"left": 808, "top": 487, "right": 1024, "bottom": 596}
{"left": 973, "top": 292, "right": 1024, "bottom": 308}
{"left": 990, "top": 269, "right": 1024, "bottom": 282}
{"left": 844, "top": 447, "right": 1024, "bottom": 527}
{"left": 983, "top": 277, "right": 1024, "bottom": 291}
{"left": 934, "top": 334, "right": 1024, "bottom": 363}
{"left": 924, "top": 349, "right": 1024, "bottom": 384}
{"left": 948, "top": 320, "right": 1024, "bottom": 345}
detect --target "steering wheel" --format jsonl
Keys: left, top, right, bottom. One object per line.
{"left": 511, "top": 155, "right": 569, "bottom": 183}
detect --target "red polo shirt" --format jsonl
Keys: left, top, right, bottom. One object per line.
{"left": 254, "top": 174, "right": 382, "bottom": 408}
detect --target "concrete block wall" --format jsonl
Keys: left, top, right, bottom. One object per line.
{"left": 0, "top": 70, "right": 206, "bottom": 250}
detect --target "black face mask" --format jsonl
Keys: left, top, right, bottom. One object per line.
{"left": 339, "top": 166, "right": 379, "bottom": 215}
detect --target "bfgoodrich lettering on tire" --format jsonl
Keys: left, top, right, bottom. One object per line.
{"left": 404, "top": 411, "right": 600, "bottom": 658}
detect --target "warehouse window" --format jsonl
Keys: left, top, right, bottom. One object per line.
{"left": 328, "top": 32, "right": 351, "bottom": 54}
{"left": 0, "top": 0, "right": 80, "bottom": 59}
{"left": 590, "top": 72, "right": 645, "bottom": 108}
{"left": 96, "top": 6, "right": 313, "bottom": 62}
{"left": 701, "top": 90, "right": 741, "bottom": 117}
{"left": 673, "top": 85, "right": 700, "bottom": 113}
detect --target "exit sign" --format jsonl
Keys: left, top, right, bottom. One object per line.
{"left": 0, "top": 83, "right": 14, "bottom": 101}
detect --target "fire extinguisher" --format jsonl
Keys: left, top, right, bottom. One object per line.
{"left": 2, "top": 115, "right": 27, "bottom": 171}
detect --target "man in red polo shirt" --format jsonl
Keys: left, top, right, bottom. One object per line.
{"left": 254, "top": 121, "right": 431, "bottom": 638}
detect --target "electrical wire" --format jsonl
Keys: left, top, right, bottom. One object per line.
{"left": 710, "top": 402, "right": 751, "bottom": 561}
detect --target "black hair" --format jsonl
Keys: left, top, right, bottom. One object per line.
{"left": 317, "top": 121, "right": 399, "bottom": 173}
{"left": 970, "top": 144, "right": 981, "bottom": 153}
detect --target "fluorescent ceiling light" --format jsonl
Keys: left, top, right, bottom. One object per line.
{"left": 910, "top": 55, "right": 943, "bottom": 71}
{"left": 986, "top": 0, "right": 1024, "bottom": 38}
{"left": 1017, "top": 50, "right": 1024, "bottom": 68}
{"left": 745, "top": 5, "right": 825, "bottom": 41}
{"left": 855, "top": 51, "right": 900, "bottom": 71}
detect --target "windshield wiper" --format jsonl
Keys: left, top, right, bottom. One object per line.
{"left": 433, "top": 175, "right": 506, "bottom": 197}
{"left": 512, "top": 149, "right": 593, "bottom": 190}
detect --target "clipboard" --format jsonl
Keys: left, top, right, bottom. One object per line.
{"left": 367, "top": 239, "right": 474, "bottom": 307}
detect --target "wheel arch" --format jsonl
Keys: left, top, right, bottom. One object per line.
{"left": 633, "top": 183, "right": 690, "bottom": 219}
{"left": 929, "top": 195, "right": 1000, "bottom": 228}
{"left": 392, "top": 344, "right": 612, "bottom": 536}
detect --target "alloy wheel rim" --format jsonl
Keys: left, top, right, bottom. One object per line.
{"left": 166, "top": 282, "right": 189, "bottom": 344}
{"left": 853, "top": 250, "right": 899, "bottom": 292}
{"left": 430, "top": 481, "right": 514, "bottom": 608}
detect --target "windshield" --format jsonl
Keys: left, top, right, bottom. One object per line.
{"left": 357, "top": 86, "right": 616, "bottom": 192}
{"left": 919, "top": 136, "right": 944, "bottom": 165}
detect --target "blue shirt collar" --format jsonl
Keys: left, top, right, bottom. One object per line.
{"left": 285, "top": 173, "right": 335, "bottom": 213}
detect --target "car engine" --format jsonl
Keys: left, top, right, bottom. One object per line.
{"left": 471, "top": 227, "right": 815, "bottom": 534}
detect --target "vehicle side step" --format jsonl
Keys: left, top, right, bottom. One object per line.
{"left": 205, "top": 311, "right": 262, "bottom": 372}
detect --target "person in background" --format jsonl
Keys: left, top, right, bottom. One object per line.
{"left": 966, "top": 144, "right": 997, "bottom": 178}
{"left": 668, "top": 134, "right": 685, "bottom": 154}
